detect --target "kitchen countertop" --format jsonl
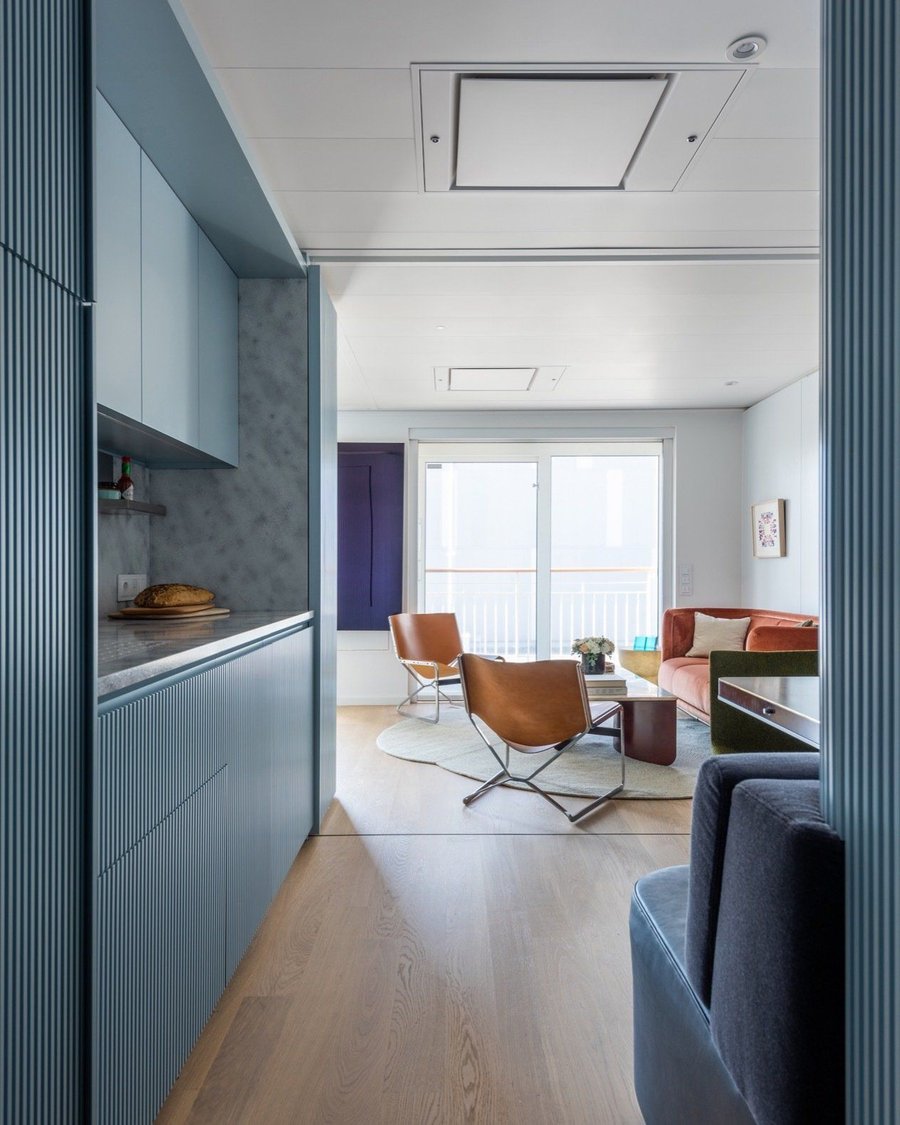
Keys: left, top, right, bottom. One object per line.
{"left": 98, "top": 610, "right": 314, "bottom": 702}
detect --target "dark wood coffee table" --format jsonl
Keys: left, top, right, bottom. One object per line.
{"left": 590, "top": 675, "right": 678, "bottom": 765}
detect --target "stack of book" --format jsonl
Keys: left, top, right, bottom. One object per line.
{"left": 583, "top": 672, "right": 627, "bottom": 698}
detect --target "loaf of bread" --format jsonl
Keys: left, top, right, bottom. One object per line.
{"left": 133, "top": 583, "right": 215, "bottom": 608}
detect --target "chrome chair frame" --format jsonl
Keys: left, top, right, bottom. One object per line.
{"left": 458, "top": 658, "right": 625, "bottom": 823}
{"left": 393, "top": 656, "right": 461, "bottom": 725}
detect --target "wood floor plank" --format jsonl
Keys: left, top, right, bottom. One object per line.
{"left": 186, "top": 997, "right": 292, "bottom": 1123}
{"left": 158, "top": 706, "right": 693, "bottom": 1124}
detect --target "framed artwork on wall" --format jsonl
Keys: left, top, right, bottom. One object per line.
{"left": 337, "top": 443, "right": 405, "bottom": 629}
{"left": 751, "top": 499, "right": 786, "bottom": 558}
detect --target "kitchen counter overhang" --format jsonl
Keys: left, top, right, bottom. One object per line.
{"left": 98, "top": 610, "right": 314, "bottom": 703}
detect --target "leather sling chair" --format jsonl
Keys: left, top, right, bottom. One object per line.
{"left": 388, "top": 612, "right": 470, "bottom": 724}
{"left": 457, "top": 653, "right": 624, "bottom": 823}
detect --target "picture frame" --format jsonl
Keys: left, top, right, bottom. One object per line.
{"left": 751, "top": 499, "right": 786, "bottom": 558}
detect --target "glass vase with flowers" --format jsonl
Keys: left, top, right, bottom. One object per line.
{"left": 571, "top": 636, "right": 615, "bottom": 674}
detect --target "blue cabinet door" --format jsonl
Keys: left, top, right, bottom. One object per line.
{"left": 198, "top": 231, "right": 239, "bottom": 465}
{"left": 94, "top": 770, "right": 226, "bottom": 1125}
{"left": 95, "top": 95, "right": 142, "bottom": 420}
{"left": 270, "top": 625, "right": 315, "bottom": 893}
{"left": 140, "top": 153, "right": 199, "bottom": 446}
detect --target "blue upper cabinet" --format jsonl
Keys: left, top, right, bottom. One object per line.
{"left": 95, "top": 95, "right": 142, "bottom": 420}
{"left": 94, "top": 96, "right": 240, "bottom": 465}
{"left": 198, "top": 233, "right": 239, "bottom": 466}
{"left": 141, "top": 153, "right": 199, "bottom": 447}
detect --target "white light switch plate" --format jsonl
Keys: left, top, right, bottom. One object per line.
{"left": 117, "top": 573, "right": 147, "bottom": 602}
{"left": 678, "top": 564, "right": 694, "bottom": 597}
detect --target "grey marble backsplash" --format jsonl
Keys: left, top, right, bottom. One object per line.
{"left": 97, "top": 459, "right": 151, "bottom": 617}
{"left": 149, "top": 278, "right": 310, "bottom": 612}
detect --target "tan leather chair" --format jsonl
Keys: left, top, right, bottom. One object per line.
{"left": 388, "top": 612, "right": 466, "bottom": 723}
{"left": 457, "top": 654, "right": 624, "bottom": 823}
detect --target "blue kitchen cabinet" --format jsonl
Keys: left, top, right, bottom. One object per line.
{"left": 94, "top": 771, "right": 227, "bottom": 1125}
{"left": 95, "top": 621, "right": 315, "bottom": 1121}
{"left": 95, "top": 94, "right": 142, "bottom": 420}
{"left": 198, "top": 231, "right": 239, "bottom": 465}
{"left": 225, "top": 627, "right": 315, "bottom": 977}
{"left": 269, "top": 625, "right": 315, "bottom": 894}
{"left": 140, "top": 152, "right": 199, "bottom": 447}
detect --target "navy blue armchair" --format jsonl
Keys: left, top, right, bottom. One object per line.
{"left": 630, "top": 754, "right": 844, "bottom": 1124}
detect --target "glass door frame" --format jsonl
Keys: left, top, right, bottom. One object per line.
{"left": 413, "top": 439, "right": 673, "bottom": 659}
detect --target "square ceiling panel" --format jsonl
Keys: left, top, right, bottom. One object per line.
{"left": 454, "top": 77, "right": 666, "bottom": 188}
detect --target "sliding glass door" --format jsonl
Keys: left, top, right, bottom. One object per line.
{"left": 422, "top": 457, "right": 538, "bottom": 659}
{"left": 419, "top": 443, "right": 664, "bottom": 660}
{"left": 549, "top": 453, "right": 659, "bottom": 656}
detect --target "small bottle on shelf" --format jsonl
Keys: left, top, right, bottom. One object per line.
{"left": 116, "top": 456, "right": 135, "bottom": 501}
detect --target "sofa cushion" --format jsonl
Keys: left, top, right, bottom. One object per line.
{"left": 686, "top": 612, "right": 752, "bottom": 656}
{"left": 710, "top": 780, "right": 844, "bottom": 1125}
{"left": 661, "top": 657, "right": 711, "bottom": 715}
{"left": 746, "top": 624, "right": 819, "bottom": 651}
{"left": 686, "top": 754, "right": 821, "bottom": 1006}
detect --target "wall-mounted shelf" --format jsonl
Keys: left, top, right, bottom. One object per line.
{"left": 98, "top": 498, "right": 166, "bottom": 516}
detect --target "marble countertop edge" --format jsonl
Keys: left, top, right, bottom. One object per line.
{"left": 98, "top": 610, "right": 315, "bottom": 703}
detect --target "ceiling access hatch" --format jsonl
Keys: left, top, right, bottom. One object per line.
{"left": 455, "top": 78, "right": 666, "bottom": 189}
{"left": 434, "top": 367, "right": 565, "bottom": 392}
{"left": 414, "top": 63, "right": 749, "bottom": 192}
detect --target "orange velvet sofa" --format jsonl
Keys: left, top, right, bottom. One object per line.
{"left": 658, "top": 607, "right": 819, "bottom": 723}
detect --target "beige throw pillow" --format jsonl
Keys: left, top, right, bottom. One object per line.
{"left": 686, "top": 612, "right": 751, "bottom": 657}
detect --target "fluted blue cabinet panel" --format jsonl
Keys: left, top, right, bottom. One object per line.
{"left": 198, "top": 230, "right": 239, "bottom": 465}
{"left": 226, "top": 628, "right": 315, "bottom": 977}
{"left": 94, "top": 770, "right": 226, "bottom": 1125}
{"left": 1, "top": 1, "right": 90, "bottom": 1117}
{"left": 822, "top": 3, "right": 900, "bottom": 1120}
{"left": 96, "top": 665, "right": 228, "bottom": 875}
{"left": 95, "top": 93, "right": 142, "bottom": 419}
{"left": 141, "top": 152, "right": 199, "bottom": 446}
{"left": 270, "top": 626, "right": 315, "bottom": 894}
{"left": 0, "top": 0, "right": 87, "bottom": 292}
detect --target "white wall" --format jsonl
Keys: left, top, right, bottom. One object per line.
{"left": 337, "top": 408, "right": 744, "bottom": 704}
{"left": 741, "top": 372, "right": 820, "bottom": 613}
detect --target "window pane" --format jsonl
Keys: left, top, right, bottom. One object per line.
{"left": 550, "top": 456, "right": 659, "bottom": 657}
{"left": 423, "top": 461, "right": 537, "bottom": 659}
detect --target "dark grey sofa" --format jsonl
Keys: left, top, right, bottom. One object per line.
{"left": 629, "top": 754, "right": 844, "bottom": 1125}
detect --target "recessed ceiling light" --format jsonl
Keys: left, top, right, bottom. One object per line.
{"left": 726, "top": 35, "right": 767, "bottom": 63}
{"left": 436, "top": 324, "right": 446, "bottom": 330}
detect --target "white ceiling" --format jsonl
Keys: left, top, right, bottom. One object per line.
{"left": 180, "top": 0, "right": 821, "bottom": 411}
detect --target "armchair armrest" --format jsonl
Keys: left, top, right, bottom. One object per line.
{"left": 746, "top": 624, "right": 818, "bottom": 651}
{"left": 708, "top": 648, "right": 819, "bottom": 754}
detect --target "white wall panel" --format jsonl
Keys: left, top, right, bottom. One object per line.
{"left": 740, "top": 372, "right": 819, "bottom": 613}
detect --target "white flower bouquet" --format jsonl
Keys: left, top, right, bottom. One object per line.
{"left": 571, "top": 636, "right": 615, "bottom": 657}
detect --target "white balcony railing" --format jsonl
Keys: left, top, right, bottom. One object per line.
{"left": 424, "top": 567, "right": 658, "bottom": 660}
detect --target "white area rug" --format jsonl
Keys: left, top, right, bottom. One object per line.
{"left": 377, "top": 707, "right": 711, "bottom": 800}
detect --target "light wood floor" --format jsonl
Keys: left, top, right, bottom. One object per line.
{"left": 158, "top": 706, "right": 692, "bottom": 1125}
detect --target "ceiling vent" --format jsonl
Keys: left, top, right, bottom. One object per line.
{"left": 434, "top": 367, "right": 565, "bottom": 392}
{"left": 413, "top": 63, "right": 750, "bottom": 192}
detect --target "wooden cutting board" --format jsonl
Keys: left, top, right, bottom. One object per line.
{"left": 108, "top": 606, "right": 230, "bottom": 621}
